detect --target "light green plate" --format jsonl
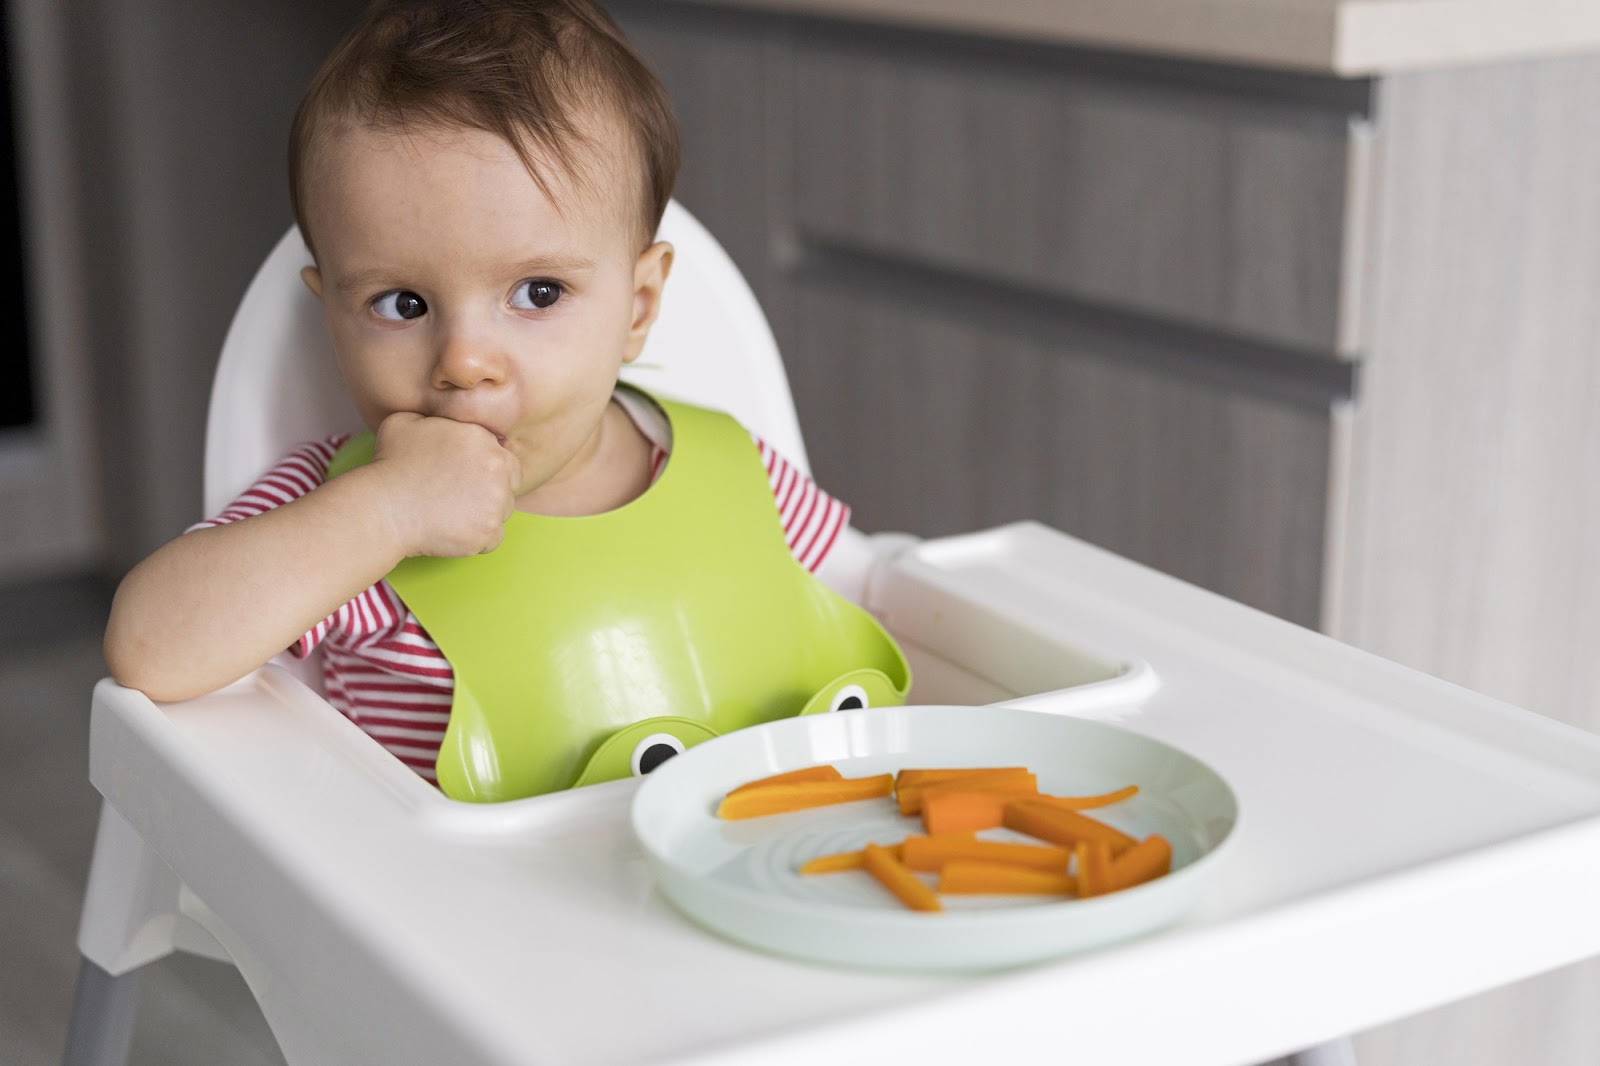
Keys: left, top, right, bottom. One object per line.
{"left": 631, "top": 704, "right": 1240, "bottom": 972}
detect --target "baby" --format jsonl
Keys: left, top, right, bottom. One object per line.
{"left": 103, "top": 0, "right": 907, "bottom": 800}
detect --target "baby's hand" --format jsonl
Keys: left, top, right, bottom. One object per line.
{"left": 369, "top": 412, "right": 520, "bottom": 557}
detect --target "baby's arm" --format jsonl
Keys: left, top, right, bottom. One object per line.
{"left": 104, "top": 413, "right": 519, "bottom": 702}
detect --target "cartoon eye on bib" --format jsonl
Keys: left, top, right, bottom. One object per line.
{"left": 567, "top": 672, "right": 908, "bottom": 789}
{"left": 796, "top": 669, "right": 904, "bottom": 716}
{"left": 569, "top": 717, "right": 721, "bottom": 788}
{"left": 827, "top": 683, "right": 869, "bottom": 712}
{"left": 631, "top": 732, "right": 687, "bottom": 775}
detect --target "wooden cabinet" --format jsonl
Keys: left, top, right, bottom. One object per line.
{"left": 789, "top": 282, "right": 1333, "bottom": 623}
{"left": 616, "top": 3, "right": 1357, "bottom": 629}
{"left": 791, "top": 37, "right": 1357, "bottom": 353}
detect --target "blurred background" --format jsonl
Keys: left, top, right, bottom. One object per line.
{"left": 3, "top": 0, "right": 1599, "bottom": 1062}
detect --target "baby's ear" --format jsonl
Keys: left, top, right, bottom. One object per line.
{"left": 300, "top": 265, "right": 325, "bottom": 302}
{"left": 624, "top": 241, "right": 673, "bottom": 363}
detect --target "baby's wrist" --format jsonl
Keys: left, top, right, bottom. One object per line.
{"left": 338, "top": 462, "right": 419, "bottom": 562}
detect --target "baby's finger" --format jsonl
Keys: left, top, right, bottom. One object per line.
{"left": 376, "top": 410, "right": 423, "bottom": 434}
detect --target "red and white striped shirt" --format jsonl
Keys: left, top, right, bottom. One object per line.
{"left": 193, "top": 403, "right": 849, "bottom": 784}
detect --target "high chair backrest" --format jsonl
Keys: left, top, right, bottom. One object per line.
{"left": 204, "top": 200, "right": 808, "bottom": 516}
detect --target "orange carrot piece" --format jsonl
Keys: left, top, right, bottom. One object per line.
{"left": 863, "top": 843, "right": 941, "bottom": 912}
{"left": 895, "top": 767, "right": 1031, "bottom": 801}
{"left": 1003, "top": 798, "right": 1138, "bottom": 856}
{"left": 921, "top": 791, "right": 1015, "bottom": 834}
{"left": 1074, "top": 841, "right": 1114, "bottom": 898}
{"left": 918, "top": 780, "right": 1039, "bottom": 831}
{"left": 800, "top": 832, "right": 976, "bottom": 874}
{"left": 896, "top": 758, "right": 1030, "bottom": 784}
{"left": 897, "top": 770, "right": 1038, "bottom": 815}
{"left": 901, "top": 835, "right": 1072, "bottom": 873}
{"left": 1106, "top": 834, "right": 1172, "bottom": 892}
{"left": 798, "top": 841, "right": 905, "bottom": 875}
{"left": 1027, "top": 785, "right": 1140, "bottom": 811}
{"left": 923, "top": 774, "right": 1037, "bottom": 799}
{"left": 729, "top": 765, "right": 844, "bottom": 794}
{"left": 717, "top": 774, "right": 893, "bottom": 819}
{"left": 799, "top": 851, "right": 865, "bottom": 875}
{"left": 938, "top": 860, "right": 1077, "bottom": 896}
{"left": 895, "top": 767, "right": 1029, "bottom": 786}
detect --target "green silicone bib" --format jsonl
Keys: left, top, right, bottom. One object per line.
{"left": 326, "top": 389, "right": 910, "bottom": 802}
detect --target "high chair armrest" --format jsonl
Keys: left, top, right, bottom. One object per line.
{"left": 868, "top": 523, "right": 1160, "bottom": 711}
{"left": 813, "top": 525, "right": 919, "bottom": 607}
{"left": 90, "top": 669, "right": 434, "bottom": 836}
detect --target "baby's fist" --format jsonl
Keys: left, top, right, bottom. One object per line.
{"left": 370, "top": 412, "right": 519, "bottom": 558}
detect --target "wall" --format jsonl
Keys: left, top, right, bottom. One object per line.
{"left": 50, "top": 0, "right": 363, "bottom": 576}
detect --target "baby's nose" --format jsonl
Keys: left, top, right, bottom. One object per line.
{"left": 433, "top": 333, "right": 507, "bottom": 390}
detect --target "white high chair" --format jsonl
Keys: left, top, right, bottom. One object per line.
{"left": 66, "top": 200, "right": 1138, "bottom": 1062}
{"left": 68, "top": 203, "right": 1600, "bottom": 1066}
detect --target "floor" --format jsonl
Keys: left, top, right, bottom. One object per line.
{"left": 0, "top": 575, "right": 284, "bottom": 1066}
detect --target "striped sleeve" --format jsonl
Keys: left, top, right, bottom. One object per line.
{"left": 187, "top": 435, "right": 349, "bottom": 531}
{"left": 296, "top": 580, "right": 413, "bottom": 661}
{"left": 186, "top": 434, "right": 371, "bottom": 658}
{"left": 752, "top": 435, "right": 850, "bottom": 573}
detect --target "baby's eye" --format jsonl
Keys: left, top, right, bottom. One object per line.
{"left": 510, "top": 279, "right": 563, "bottom": 311}
{"left": 373, "top": 290, "right": 427, "bottom": 321}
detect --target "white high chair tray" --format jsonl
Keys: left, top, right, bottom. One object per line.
{"left": 89, "top": 523, "right": 1600, "bottom": 1066}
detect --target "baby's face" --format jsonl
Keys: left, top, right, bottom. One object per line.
{"left": 300, "top": 123, "right": 668, "bottom": 502}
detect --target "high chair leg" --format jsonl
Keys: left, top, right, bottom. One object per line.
{"left": 76, "top": 803, "right": 183, "bottom": 973}
{"left": 62, "top": 959, "right": 141, "bottom": 1066}
{"left": 170, "top": 884, "right": 338, "bottom": 1065}
{"left": 66, "top": 804, "right": 183, "bottom": 1066}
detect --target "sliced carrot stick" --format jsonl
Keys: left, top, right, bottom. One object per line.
{"left": 897, "top": 770, "right": 1038, "bottom": 815}
{"left": 716, "top": 774, "right": 893, "bottom": 819}
{"left": 938, "top": 860, "right": 1077, "bottom": 896}
{"left": 863, "top": 843, "right": 941, "bottom": 912}
{"left": 1106, "top": 834, "right": 1172, "bottom": 892}
{"left": 799, "top": 832, "right": 977, "bottom": 875}
{"left": 917, "top": 779, "right": 1040, "bottom": 831}
{"left": 921, "top": 790, "right": 1024, "bottom": 834}
{"left": 728, "top": 765, "right": 843, "bottom": 794}
{"left": 798, "top": 840, "right": 909, "bottom": 875}
{"left": 895, "top": 766, "right": 1030, "bottom": 786}
{"left": 895, "top": 766, "right": 1030, "bottom": 798}
{"left": 1074, "top": 841, "right": 1114, "bottom": 898}
{"left": 901, "top": 834, "right": 1072, "bottom": 873}
{"left": 798, "top": 851, "right": 867, "bottom": 875}
{"left": 1003, "top": 798, "right": 1138, "bottom": 856}
{"left": 1027, "top": 785, "right": 1140, "bottom": 811}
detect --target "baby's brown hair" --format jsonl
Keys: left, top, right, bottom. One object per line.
{"left": 290, "top": 0, "right": 681, "bottom": 254}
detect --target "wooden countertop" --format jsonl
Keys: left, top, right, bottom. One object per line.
{"left": 671, "top": 0, "right": 1600, "bottom": 75}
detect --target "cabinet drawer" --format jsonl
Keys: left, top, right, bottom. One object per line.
{"left": 794, "top": 39, "right": 1361, "bottom": 356}
{"left": 788, "top": 283, "right": 1332, "bottom": 628}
